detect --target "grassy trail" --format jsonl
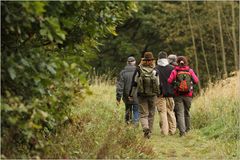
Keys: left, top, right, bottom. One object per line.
{"left": 40, "top": 75, "right": 238, "bottom": 159}
{"left": 147, "top": 74, "right": 239, "bottom": 159}
{"left": 149, "top": 115, "right": 226, "bottom": 159}
{"left": 89, "top": 76, "right": 239, "bottom": 159}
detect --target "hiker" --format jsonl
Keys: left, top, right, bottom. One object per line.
{"left": 167, "top": 54, "right": 179, "bottom": 129}
{"left": 129, "top": 52, "right": 159, "bottom": 138}
{"left": 168, "top": 56, "right": 199, "bottom": 137}
{"left": 168, "top": 54, "right": 178, "bottom": 67}
{"left": 116, "top": 56, "right": 139, "bottom": 125}
{"left": 155, "top": 51, "right": 176, "bottom": 136}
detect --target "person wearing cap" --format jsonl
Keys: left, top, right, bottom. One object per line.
{"left": 116, "top": 56, "right": 139, "bottom": 125}
{"left": 155, "top": 51, "right": 176, "bottom": 136}
{"left": 167, "top": 54, "right": 179, "bottom": 129}
{"left": 168, "top": 54, "right": 178, "bottom": 67}
{"left": 129, "top": 52, "right": 159, "bottom": 138}
{"left": 168, "top": 56, "right": 199, "bottom": 137}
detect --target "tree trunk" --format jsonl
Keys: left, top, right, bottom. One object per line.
{"left": 222, "top": 9, "right": 234, "bottom": 46}
{"left": 199, "top": 24, "right": 211, "bottom": 82}
{"left": 187, "top": 1, "right": 201, "bottom": 92}
{"left": 231, "top": 2, "right": 239, "bottom": 71}
{"left": 217, "top": 4, "right": 228, "bottom": 78}
{"left": 212, "top": 27, "right": 220, "bottom": 78}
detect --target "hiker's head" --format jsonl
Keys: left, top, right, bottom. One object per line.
{"left": 177, "top": 56, "right": 188, "bottom": 66}
{"left": 168, "top": 54, "right": 177, "bottom": 65}
{"left": 127, "top": 56, "right": 136, "bottom": 65}
{"left": 142, "top": 52, "right": 155, "bottom": 67}
{"left": 143, "top": 52, "right": 155, "bottom": 61}
{"left": 158, "top": 51, "right": 167, "bottom": 59}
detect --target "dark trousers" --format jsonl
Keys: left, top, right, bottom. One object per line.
{"left": 125, "top": 104, "right": 139, "bottom": 124}
{"left": 174, "top": 96, "right": 192, "bottom": 134}
{"left": 173, "top": 97, "right": 178, "bottom": 129}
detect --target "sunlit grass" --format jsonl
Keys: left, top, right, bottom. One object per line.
{"left": 191, "top": 72, "right": 240, "bottom": 158}
{"left": 42, "top": 80, "right": 155, "bottom": 159}
{"left": 149, "top": 73, "right": 239, "bottom": 159}
{"left": 42, "top": 73, "right": 239, "bottom": 159}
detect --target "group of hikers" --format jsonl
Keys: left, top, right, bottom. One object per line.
{"left": 116, "top": 51, "right": 199, "bottom": 138}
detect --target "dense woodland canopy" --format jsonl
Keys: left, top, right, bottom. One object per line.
{"left": 96, "top": 1, "right": 239, "bottom": 88}
{"left": 1, "top": 1, "right": 239, "bottom": 158}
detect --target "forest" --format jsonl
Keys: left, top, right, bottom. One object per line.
{"left": 1, "top": 1, "right": 239, "bottom": 159}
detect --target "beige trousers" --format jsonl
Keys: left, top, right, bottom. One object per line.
{"left": 156, "top": 97, "right": 176, "bottom": 135}
{"left": 138, "top": 96, "right": 156, "bottom": 132}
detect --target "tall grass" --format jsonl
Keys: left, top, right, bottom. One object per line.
{"left": 191, "top": 73, "right": 240, "bottom": 158}
{"left": 8, "top": 73, "right": 239, "bottom": 158}
{"left": 41, "top": 81, "right": 155, "bottom": 159}
{"left": 42, "top": 73, "right": 239, "bottom": 158}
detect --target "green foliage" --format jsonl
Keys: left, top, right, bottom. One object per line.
{"left": 1, "top": 0, "right": 136, "bottom": 97}
{"left": 95, "top": 2, "right": 239, "bottom": 84}
{"left": 2, "top": 84, "right": 155, "bottom": 158}
{"left": 2, "top": 1, "right": 239, "bottom": 158}
{"left": 95, "top": 2, "right": 190, "bottom": 75}
{"left": 1, "top": 1, "right": 137, "bottom": 157}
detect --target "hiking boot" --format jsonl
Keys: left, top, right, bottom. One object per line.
{"left": 180, "top": 132, "right": 186, "bottom": 137}
{"left": 133, "top": 122, "right": 139, "bottom": 128}
{"left": 143, "top": 129, "right": 151, "bottom": 139}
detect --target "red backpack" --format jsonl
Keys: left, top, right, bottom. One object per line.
{"left": 176, "top": 70, "right": 192, "bottom": 94}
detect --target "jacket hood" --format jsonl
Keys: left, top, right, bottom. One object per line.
{"left": 157, "top": 58, "right": 169, "bottom": 66}
{"left": 175, "top": 66, "right": 190, "bottom": 70}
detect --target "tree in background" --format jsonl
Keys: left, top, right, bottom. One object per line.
{"left": 96, "top": 1, "right": 239, "bottom": 88}
{"left": 1, "top": 1, "right": 239, "bottom": 158}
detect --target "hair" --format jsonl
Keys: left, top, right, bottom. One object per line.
{"left": 158, "top": 51, "right": 167, "bottom": 59}
{"left": 177, "top": 56, "right": 188, "bottom": 66}
{"left": 168, "top": 54, "right": 177, "bottom": 62}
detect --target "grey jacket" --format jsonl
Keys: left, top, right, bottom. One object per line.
{"left": 116, "top": 65, "right": 138, "bottom": 104}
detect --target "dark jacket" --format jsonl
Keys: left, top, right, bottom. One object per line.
{"left": 155, "top": 64, "right": 175, "bottom": 97}
{"left": 116, "top": 65, "right": 138, "bottom": 104}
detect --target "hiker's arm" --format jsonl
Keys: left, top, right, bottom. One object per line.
{"left": 168, "top": 70, "right": 177, "bottom": 84}
{"left": 189, "top": 69, "right": 199, "bottom": 84}
{"left": 116, "top": 71, "right": 124, "bottom": 102}
{"left": 154, "top": 69, "right": 160, "bottom": 86}
{"left": 154, "top": 69, "right": 161, "bottom": 95}
{"left": 129, "top": 69, "right": 139, "bottom": 97}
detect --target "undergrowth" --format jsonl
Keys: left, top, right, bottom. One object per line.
{"left": 40, "top": 83, "right": 155, "bottom": 159}
{"left": 2, "top": 74, "right": 239, "bottom": 159}
{"left": 191, "top": 74, "right": 240, "bottom": 158}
